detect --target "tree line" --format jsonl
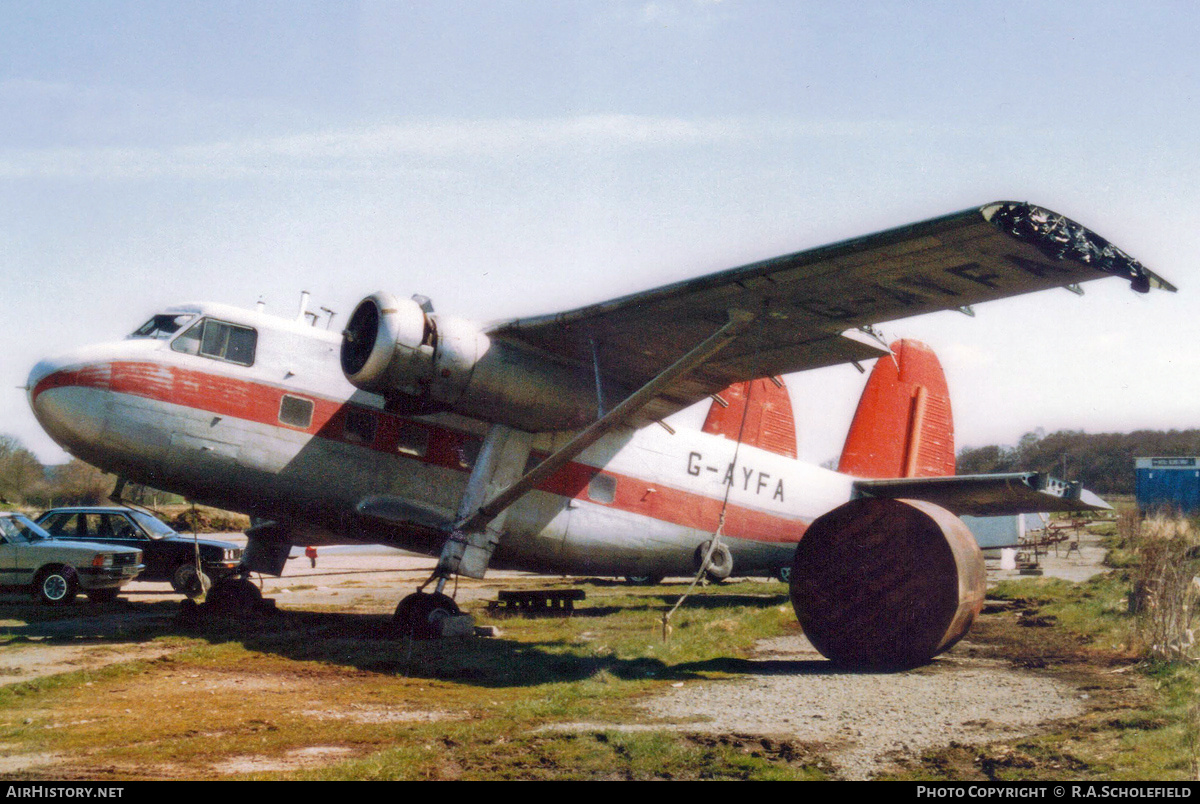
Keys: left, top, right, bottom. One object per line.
{"left": 0, "top": 435, "right": 119, "bottom": 508}
{"left": 956, "top": 428, "right": 1200, "bottom": 496}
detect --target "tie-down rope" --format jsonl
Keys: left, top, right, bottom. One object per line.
{"left": 661, "top": 369, "right": 758, "bottom": 641}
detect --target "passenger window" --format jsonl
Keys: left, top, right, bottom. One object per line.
{"left": 172, "top": 319, "right": 257, "bottom": 366}
{"left": 104, "top": 515, "right": 140, "bottom": 539}
{"left": 396, "top": 422, "right": 430, "bottom": 457}
{"left": 588, "top": 474, "right": 617, "bottom": 504}
{"left": 279, "top": 395, "right": 314, "bottom": 429}
{"left": 83, "top": 514, "right": 105, "bottom": 537}
{"left": 344, "top": 406, "right": 377, "bottom": 446}
{"left": 39, "top": 513, "right": 70, "bottom": 534}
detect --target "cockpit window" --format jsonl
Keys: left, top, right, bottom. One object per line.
{"left": 131, "top": 314, "right": 195, "bottom": 340}
{"left": 171, "top": 318, "right": 257, "bottom": 367}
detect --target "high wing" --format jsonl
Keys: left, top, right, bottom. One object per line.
{"left": 852, "top": 472, "right": 1110, "bottom": 517}
{"left": 488, "top": 201, "right": 1174, "bottom": 425}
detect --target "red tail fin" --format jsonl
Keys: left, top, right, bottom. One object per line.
{"left": 702, "top": 377, "right": 797, "bottom": 459}
{"left": 837, "top": 339, "right": 955, "bottom": 478}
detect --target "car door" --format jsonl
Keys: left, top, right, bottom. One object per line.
{"left": 0, "top": 520, "right": 38, "bottom": 589}
{"left": 0, "top": 527, "right": 18, "bottom": 587}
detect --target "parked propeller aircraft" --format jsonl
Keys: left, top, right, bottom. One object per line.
{"left": 26, "top": 201, "right": 1174, "bottom": 667}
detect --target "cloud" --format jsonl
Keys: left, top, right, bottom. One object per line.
{"left": 0, "top": 114, "right": 783, "bottom": 181}
{"left": 0, "top": 112, "right": 965, "bottom": 182}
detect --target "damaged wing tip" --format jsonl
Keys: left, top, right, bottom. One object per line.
{"left": 983, "top": 200, "right": 1176, "bottom": 295}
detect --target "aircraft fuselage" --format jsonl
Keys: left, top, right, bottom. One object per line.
{"left": 28, "top": 302, "right": 851, "bottom": 579}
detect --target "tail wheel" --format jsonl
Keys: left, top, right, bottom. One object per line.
{"left": 695, "top": 541, "right": 733, "bottom": 582}
{"left": 392, "top": 592, "right": 460, "bottom": 639}
{"left": 35, "top": 567, "right": 78, "bottom": 605}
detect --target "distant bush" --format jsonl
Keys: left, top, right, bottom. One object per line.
{"left": 165, "top": 508, "right": 251, "bottom": 534}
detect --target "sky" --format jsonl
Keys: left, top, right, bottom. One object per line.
{"left": 1, "top": 0, "right": 1197, "bottom": 469}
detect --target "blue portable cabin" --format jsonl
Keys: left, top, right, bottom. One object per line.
{"left": 1135, "top": 457, "right": 1200, "bottom": 514}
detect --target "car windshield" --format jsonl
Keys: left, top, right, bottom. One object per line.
{"left": 0, "top": 514, "right": 48, "bottom": 544}
{"left": 129, "top": 510, "right": 176, "bottom": 539}
{"left": 130, "top": 313, "right": 195, "bottom": 340}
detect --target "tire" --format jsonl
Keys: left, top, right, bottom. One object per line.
{"left": 87, "top": 588, "right": 120, "bottom": 604}
{"left": 623, "top": 574, "right": 664, "bottom": 585}
{"left": 775, "top": 565, "right": 792, "bottom": 584}
{"left": 392, "top": 592, "right": 460, "bottom": 639}
{"left": 205, "top": 578, "right": 262, "bottom": 612}
{"left": 171, "top": 563, "right": 212, "bottom": 598}
{"left": 35, "top": 566, "right": 78, "bottom": 605}
{"left": 695, "top": 541, "right": 733, "bottom": 582}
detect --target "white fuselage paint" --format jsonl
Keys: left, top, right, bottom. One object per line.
{"left": 29, "top": 303, "right": 856, "bottom": 579}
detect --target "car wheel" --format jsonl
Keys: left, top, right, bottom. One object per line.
{"left": 392, "top": 592, "right": 459, "bottom": 639}
{"left": 35, "top": 567, "right": 78, "bottom": 605}
{"left": 171, "top": 563, "right": 212, "bottom": 598}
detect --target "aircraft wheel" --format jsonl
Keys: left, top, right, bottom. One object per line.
{"left": 205, "top": 578, "right": 262, "bottom": 612}
{"left": 775, "top": 565, "right": 792, "bottom": 584}
{"left": 695, "top": 541, "right": 733, "bottom": 582}
{"left": 171, "top": 563, "right": 212, "bottom": 598}
{"left": 35, "top": 566, "right": 78, "bottom": 605}
{"left": 392, "top": 592, "right": 459, "bottom": 639}
{"left": 623, "top": 574, "right": 664, "bottom": 586}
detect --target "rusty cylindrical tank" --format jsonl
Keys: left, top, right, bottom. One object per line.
{"left": 789, "top": 497, "right": 985, "bottom": 669}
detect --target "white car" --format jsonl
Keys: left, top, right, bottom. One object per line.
{"left": 0, "top": 513, "right": 143, "bottom": 604}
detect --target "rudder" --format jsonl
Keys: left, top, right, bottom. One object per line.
{"left": 837, "top": 339, "right": 955, "bottom": 478}
{"left": 702, "top": 377, "right": 797, "bottom": 459}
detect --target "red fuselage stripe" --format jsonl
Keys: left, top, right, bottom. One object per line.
{"left": 35, "top": 361, "right": 808, "bottom": 543}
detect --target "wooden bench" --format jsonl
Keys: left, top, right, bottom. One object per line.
{"left": 487, "top": 589, "right": 585, "bottom": 616}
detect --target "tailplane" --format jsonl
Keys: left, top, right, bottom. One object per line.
{"left": 837, "top": 339, "right": 955, "bottom": 478}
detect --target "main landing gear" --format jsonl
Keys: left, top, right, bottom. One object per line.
{"left": 178, "top": 575, "right": 275, "bottom": 621}
{"left": 205, "top": 577, "right": 265, "bottom": 611}
{"left": 391, "top": 591, "right": 462, "bottom": 639}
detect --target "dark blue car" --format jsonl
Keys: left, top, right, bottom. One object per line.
{"left": 35, "top": 507, "right": 242, "bottom": 594}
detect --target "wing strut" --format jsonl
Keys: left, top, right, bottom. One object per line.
{"left": 428, "top": 308, "right": 756, "bottom": 584}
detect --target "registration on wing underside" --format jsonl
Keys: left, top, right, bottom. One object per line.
{"left": 489, "top": 201, "right": 1173, "bottom": 425}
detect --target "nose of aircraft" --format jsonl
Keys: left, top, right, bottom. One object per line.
{"left": 26, "top": 353, "right": 108, "bottom": 455}
{"left": 26, "top": 357, "right": 57, "bottom": 399}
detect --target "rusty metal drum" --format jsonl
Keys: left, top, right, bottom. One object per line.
{"left": 790, "top": 497, "right": 985, "bottom": 668}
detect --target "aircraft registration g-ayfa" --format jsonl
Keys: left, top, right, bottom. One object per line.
{"left": 27, "top": 201, "right": 1174, "bottom": 667}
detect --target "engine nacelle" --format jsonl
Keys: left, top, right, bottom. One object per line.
{"left": 789, "top": 497, "right": 985, "bottom": 668}
{"left": 341, "top": 291, "right": 604, "bottom": 431}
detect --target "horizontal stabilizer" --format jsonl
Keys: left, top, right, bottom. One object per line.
{"left": 852, "top": 472, "right": 1110, "bottom": 517}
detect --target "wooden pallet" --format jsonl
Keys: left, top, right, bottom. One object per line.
{"left": 487, "top": 589, "right": 585, "bottom": 616}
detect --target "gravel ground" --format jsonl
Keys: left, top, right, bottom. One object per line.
{"left": 641, "top": 635, "right": 1086, "bottom": 780}
{"left": 630, "top": 529, "right": 1108, "bottom": 780}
